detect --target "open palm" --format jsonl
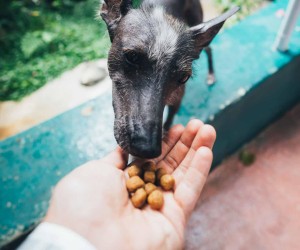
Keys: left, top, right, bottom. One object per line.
{"left": 45, "top": 120, "right": 216, "bottom": 250}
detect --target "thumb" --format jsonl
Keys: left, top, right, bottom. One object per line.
{"left": 102, "top": 146, "right": 129, "bottom": 169}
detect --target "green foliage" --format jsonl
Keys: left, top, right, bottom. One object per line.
{"left": 214, "top": 0, "right": 266, "bottom": 26}
{"left": 132, "top": 0, "right": 142, "bottom": 8}
{"left": 0, "top": 0, "right": 109, "bottom": 101}
{"left": 20, "top": 31, "right": 54, "bottom": 58}
{"left": 239, "top": 150, "right": 256, "bottom": 166}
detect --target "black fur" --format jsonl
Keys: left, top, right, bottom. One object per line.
{"left": 100, "top": 0, "right": 238, "bottom": 158}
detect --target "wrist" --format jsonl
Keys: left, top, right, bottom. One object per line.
{"left": 18, "top": 222, "right": 96, "bottom": 250}
{"left": 44, "top": 212, "right": 114, "bottom": 249}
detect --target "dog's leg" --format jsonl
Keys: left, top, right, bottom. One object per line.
{"left": 163, "top": 86, "right": 185, "bottom": 131}
{"left": 204, "top": 46, "right": 216, "bottom": 85}
{"left": 183, "top": 1, "right": 216, "bottom": 85}
{"left": 163, "top": 104, "right": 180, "bottom": 131}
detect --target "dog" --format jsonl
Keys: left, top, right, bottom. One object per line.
{"left": 100, "top": 0, "right": 238, "bottom": 158}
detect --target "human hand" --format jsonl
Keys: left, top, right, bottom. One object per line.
{"left": 45, "top": 120, "right": 216, "bottom": 250}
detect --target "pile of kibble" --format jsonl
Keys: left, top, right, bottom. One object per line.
{"left": 126, "top": 161, "right": 175, "bottom": 210}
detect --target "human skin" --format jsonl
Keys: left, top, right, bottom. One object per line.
{"left": 45, "top": 120, "right": 216, "bottom": 250}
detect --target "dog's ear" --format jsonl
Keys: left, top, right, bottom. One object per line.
{"left": 100, "top": 0, "right": 132, "bottom": 42}
{"left": 190, "top": 7, "right": 239, "bottom": 52}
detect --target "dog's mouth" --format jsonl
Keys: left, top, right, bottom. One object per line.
{"left": 114, "top": 118, "right": 162, "bottom": 159}
{"left": 129, "top": 125, "right": 162, "bottom": 158}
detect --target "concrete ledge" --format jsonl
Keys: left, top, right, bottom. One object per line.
{"left": 1, "top": 0, "right": 300, "bottom": 246}
{"left": 210, "top": 55, "right": 300, "bottom": 168}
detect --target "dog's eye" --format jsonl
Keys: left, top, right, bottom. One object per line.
{"left": 178, "top": 74, "right": 191, "bottom": 84}
{"left": 124, "top": 51, "right": 140, "bottom": 66}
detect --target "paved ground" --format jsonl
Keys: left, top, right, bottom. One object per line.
{"left": 0, "top": 59, "right": 111, "bottom": 140}
{"left": 186, "top": 103, "right": 300, "bottom": 250}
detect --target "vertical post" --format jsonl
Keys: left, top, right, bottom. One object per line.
{"left": 274, "top": 0, "right": 300, "bottom": 52}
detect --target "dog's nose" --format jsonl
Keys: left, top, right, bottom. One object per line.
{"left": 129, "top": 125, "right": 162, "bottom": 158}
{"left": 130, "top": 140, "right": 161, "bottom": 158}
{"left": 130, "top": 137, "right": 161, "bottom": 158}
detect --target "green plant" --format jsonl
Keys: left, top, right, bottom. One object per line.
{"left": 239, "top": 150, "right": 256, "bottom": 166}
{"left": 0, "top": 0, "right": 110, "bottom": 101}
{"left": 214, "top": 0, "right": 266, "bottom": 25}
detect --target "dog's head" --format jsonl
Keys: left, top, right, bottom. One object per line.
{"left": 100, "top": 0, "right": 238, "bottom": 158}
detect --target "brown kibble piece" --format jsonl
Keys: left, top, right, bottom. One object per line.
{"left": 144, "top": 171, "right": 156, "bottom": 184}
{"left": 142, "top": 161, "right": 156, "bottom": 172}
{"left": 147, "top": 190, "right": 164, "bottom": 210}
{"left": 144, "top": 183, "right": 157, "bottom": 195}
{"left": 128, "top": 164, "right": 142, "bottom": 177}
{"left": 160, "top": 174, "right": 175, "bottom": 191}
{"left": 156, "top": 168, "right": 167, "bottom": 181}
{"left": 126, "top": 176, "right": 145, "bottom": 192}
{"left": 131, "top": 188, "right": 147, "bottom": 208}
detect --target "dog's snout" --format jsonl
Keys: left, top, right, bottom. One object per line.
{"left": 129, "top": 123, "right": 162, "bottom": 158}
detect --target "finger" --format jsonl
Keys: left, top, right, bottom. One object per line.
{"left": 157, "top": 119, "right": 203, "bottom": 172}
{"left": 173, "top": 124, "right": 216, "bottom": 184}
{"left": 155, "top": 124, "right": 184, "bottom": 162}
{"left": 101, "top": 146, "right": 129, "bottom": 170}
{"left": 191, "top": 124, "right": 216, "bottom": 150}
{"left": 174, "top": 147, "right": 213, "bottom": 218}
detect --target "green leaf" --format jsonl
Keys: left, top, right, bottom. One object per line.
{"left": 21, "top": 31, "right": 44, "bottom": 58}
{"left": 239, "top": 150, "right": 256, "bottom": 166}
{"left": 41, "top": 31, "right": 55, "bottom": 43}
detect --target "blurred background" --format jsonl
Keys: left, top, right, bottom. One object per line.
{"left": 0, "top": 0, "right": 264, "bottom": 100}
{"left": 0, "top": 0, "right": 109, "bottom": 101}
{"left": 0, "top": 0, "right": 266, "bottom": 140}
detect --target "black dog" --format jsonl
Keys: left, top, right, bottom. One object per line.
{"left": 100, "top": 0, "right": 238, "bottom": 158}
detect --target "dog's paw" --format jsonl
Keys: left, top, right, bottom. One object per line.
{"left": 206, "top": 73, "right": 216, "bottom": 86}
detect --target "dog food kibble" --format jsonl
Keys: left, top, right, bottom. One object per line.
{"left": 144, "top": 183, "right": 157, "bottom": 195}
{"left": 131, "top": 188, "right": 147, "bottom": 208}
{"left": 126, "top": 162, "right": 175, "bottom": 210}
{"left": 126, "top": 176, "right": 145, "bottom": 192}
{"left": 156, "top": 168, "right": 167, "bottom": 181}
{"left": 160, "top": 174, "right": 175, "bottom": 191}
{"left": 144, "top": 171, "right": 156, "bottom": 184}
{"left": 128, "top": 164, "right": 142, "bottom": 177}
{"left": 147, "top": 190, "right": 164, "bottom": 210}
{"left": 142, "top": 161, "right": 156, "bottom": 172}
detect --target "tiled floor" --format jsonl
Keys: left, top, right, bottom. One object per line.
{"left": 186, "top": 103, "right": 300, "bottom": 250}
